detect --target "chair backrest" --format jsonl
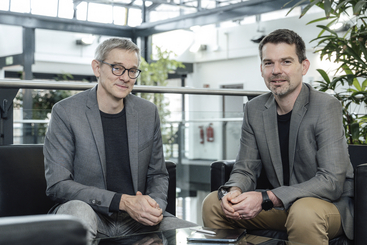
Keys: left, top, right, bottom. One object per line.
{"left": 165, "top": 160, "right": 176, "bottom": 215}
{"left": 0, "top": 144, "right": 55, "bottom": 217}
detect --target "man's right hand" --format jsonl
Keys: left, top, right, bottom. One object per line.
{"left": 119, "top": 191, "right": 163, "bottom": 226}
{"left": 220, "top": 187, "right": 242, "bottom": 220}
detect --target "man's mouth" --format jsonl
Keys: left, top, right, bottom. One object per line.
{"left": 272, "top": 80, "right": 285, "bottom": 83}
{"left": 116, "top": 84, "right": 128, "bottom": 89}
{"left": 270, "top": 77, "right": 288, "bottom": 84}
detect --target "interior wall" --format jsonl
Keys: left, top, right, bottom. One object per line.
{"left": 0, "top": 26, "right": 116, "bottom": 75}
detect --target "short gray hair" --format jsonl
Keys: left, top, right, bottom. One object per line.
{"left": 94, "top": 38, "right": 141, "bottom": 65}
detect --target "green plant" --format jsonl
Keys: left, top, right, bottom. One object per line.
{"left": 286, "top": 0, "right": 367, "bottom": 144}
{"left": 138, "top": 46, "right": 185, "bottom": 157}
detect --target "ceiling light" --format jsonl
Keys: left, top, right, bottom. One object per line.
{"left": 189, "top": 43, "right": 207, "bottom": 53}
{"left": 330, "top": 23, "right": 350, "bottom": 32}
{"left": 76, "top": 36, "right": 95, "bottom": 45}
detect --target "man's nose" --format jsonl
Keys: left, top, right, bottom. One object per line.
{"left": 272, "top": 62, "right": 282, "bottom": 74}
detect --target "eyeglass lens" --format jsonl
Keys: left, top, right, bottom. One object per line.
{"left": 112, "top": 65, "right": 140, "bottom": 78}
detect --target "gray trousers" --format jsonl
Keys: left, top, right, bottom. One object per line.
{"left": 56, "top": 200, "right": 197, "bottom": 243}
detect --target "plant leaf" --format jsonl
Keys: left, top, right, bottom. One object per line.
{"left": 362, "top": 79, "right": 367, "bottom": 90}
{"left": 316, "top": 24, "right": 338, "bottom": 36}
{"left": 284, "top": 0, "right": 309, "bottom": 16}
{"left": 323, "top": 0, "right": 332, "bottom": 17}
{"left": 354, "top": 1, "right": 367, "bottom": 15}
{"left": 307, "top": 16, "right": 336, "bottom": 25}
{"left": 299, "top": 0, "right": 323, "bottom": 18}
{"left": 350, "top": 122, "right": 360, "bottom": 142}
{"left": 316, "top": 69, "right": 331, "bottom": 83}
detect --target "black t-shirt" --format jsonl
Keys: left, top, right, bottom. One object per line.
{"left": 100, "top": 108, "right": 135, "bottom": 211}
{"left": 277, "top": 110, "right": 292, "bottom": 186}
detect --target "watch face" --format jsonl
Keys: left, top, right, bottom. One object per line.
{"left": 262, "top": 200, "right": 273, "bottom": 211}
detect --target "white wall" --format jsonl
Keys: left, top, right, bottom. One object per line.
{"left": 0, "top": 24, "right": 22, "bottom": 57}
{"left": 0, "top": 25, "right": 117, "bottom": 75}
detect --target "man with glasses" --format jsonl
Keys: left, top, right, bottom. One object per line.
{"left": 44, "top": 38, "right": 195, "bottom": 243}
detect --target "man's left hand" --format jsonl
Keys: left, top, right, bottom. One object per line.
{"left": 119, "top": 191, "right": 163, "bottom": 226}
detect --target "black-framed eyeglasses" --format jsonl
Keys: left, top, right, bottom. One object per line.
{"left": 99, "top": 60, "right": 141, "bottom": 79}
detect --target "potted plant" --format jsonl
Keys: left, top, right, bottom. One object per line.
{"left": 285, "top": 0, "right": 367, "bottom": 164}
{"left": 138, "top": 46, "right": 185, "bottom": 158}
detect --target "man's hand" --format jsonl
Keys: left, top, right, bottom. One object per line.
{"left": 221, "top": 187, "right": 264, "bottom": 220}
{"left": 230, "top": 191, "right": 263, "bottom": 219}
{"left": 119, "top": 191, "right": 163, "bottom": 226}
{"left": 220, "top": 187, "right": 241, "bottom": 219}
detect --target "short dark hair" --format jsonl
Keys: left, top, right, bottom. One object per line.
{"left": 258, "top": 29, "right": 307, "bottom": 63}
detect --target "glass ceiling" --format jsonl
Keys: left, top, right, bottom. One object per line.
{"left": 0, "top": 0, "right": 301, "bottom": 28}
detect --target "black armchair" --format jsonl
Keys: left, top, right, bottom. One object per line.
{"left": 211, "top": 159, "right": 367, "bottom": 245}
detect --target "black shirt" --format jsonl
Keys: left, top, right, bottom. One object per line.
{"left": 277, "top": 110, "right": 292, "bottom": 186}
{"left": 100, "top": 108, "right": 135, "bottom": 212}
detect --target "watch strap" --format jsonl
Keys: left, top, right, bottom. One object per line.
{"left": 262, "top": 190, "right": 270, "bottom": 202}
{"left": 261, "top": 191, "right": 274, "bottom": 211}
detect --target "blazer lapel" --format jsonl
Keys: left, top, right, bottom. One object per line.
{"left": 289, "top": 84, "right": 310, "bottom": 181}
{"left": 263, "top": 96, "right": 283, "bottom": 186}
{"left": 85, "top": 86, "right": 107, "bottom": 187}
{"left": 125, "top": 95, "right": 139, "bottom": 193}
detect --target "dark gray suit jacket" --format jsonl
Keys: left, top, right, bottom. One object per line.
{"left": 44, "top": 85, "right": 169, "bottom": 216}
{"left": 224, "top": 83, "right": 354, "bottom": 239}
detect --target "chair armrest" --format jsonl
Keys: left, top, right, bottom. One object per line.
{"left": 354, "top": 163, "right": 367, "bottom": 245}
{"left": 165, "top": 161, "right": 176, "bottom": 215}
{"left": 210, "top": 160, "right": 235, "bottom": 192}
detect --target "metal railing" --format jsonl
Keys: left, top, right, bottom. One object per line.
{"left": 0, "top": 79, "right": 266, "bottom": 96}
{"left": 0, "top": 79, "right": 266, "bottom": 146}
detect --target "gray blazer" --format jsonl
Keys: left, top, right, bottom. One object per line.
{"left": 44, "top": 85, "right": 169, "bottom": 216}
{"left": 224, "top": 83, "right": 354, "bottom": 239}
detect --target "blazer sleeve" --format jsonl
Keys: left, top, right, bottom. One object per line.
{"left": 44, "top": 102, "right": 116, "bottom": 216}
{"left": 222, "top": 102, "right": 263, "bottom": 192}
{"left": 144, "top": 106, "right": 169, "bottom": 213}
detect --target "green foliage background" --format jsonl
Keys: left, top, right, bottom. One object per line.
{"left": 138, "top": 46, "right": 185, "bottom": 126}
{"left": 286, "top": 0, "right": 367, "bottom": 144}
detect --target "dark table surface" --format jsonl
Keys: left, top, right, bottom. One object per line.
{"left": 94, "top": 227, "right": 307, "bottom": 245}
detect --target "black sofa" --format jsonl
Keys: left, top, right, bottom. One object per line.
{"left": 0, "top": 144, "right": 177, "bottom": 243}
{"left": 211, "top": 153, "right": 367, "bottom": 245}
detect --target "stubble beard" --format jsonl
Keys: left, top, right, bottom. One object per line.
{"left": 268, "top": 77, "right": 291, "bottom": 97}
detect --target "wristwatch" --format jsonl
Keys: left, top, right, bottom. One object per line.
{"left": 218, "top": 187, "right": 229, "bottom": 200}
{"left": 261, "top": 191, "right": 274, "bottom": 211}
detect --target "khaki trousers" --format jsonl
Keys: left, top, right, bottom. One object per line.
{"left": 202, "top": 191, "right": 343, "bottom": 245}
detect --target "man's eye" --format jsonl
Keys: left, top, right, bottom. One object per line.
{"left": 264, "top": 62, "right": 272, "bottom": 66}
{"left": 113, "top": 66, "right": 123, "bottom": 72}
{"left": 129, "top": 69, "right": 138, "bottom": 74}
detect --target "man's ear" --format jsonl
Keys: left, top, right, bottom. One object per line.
{"left": 302, "top": 59, "right": 310, "bottom": 75}
{"left": 91, "top": 59, "right": 101, "bottom": 78}
{"left": 260, "top": 63, "right": 264, "bottom": 78}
